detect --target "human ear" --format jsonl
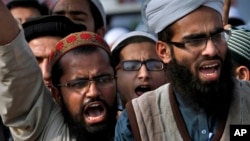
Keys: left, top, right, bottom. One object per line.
{"left": 156, "top": 41, "right": 172, "bottom": 64}
{"left": 235, "top": 66, "right": 250, "bottom": 81}
{"left": 50, "top": 85, "right": 62, "bottom": 107}
{"left": 224, "top": 24, "right": 232, "bottom": 30}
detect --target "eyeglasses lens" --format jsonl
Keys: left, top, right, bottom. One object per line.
{"left": 122, "top": 60, "right": 163, "bottom": 71}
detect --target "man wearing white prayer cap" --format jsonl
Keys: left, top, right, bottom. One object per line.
{"left": 50, "top": 0, "right": 107, "bottom": 37}
{"left": 115, "top": 0, "right": 250, "bottom": 141}
{"left": 111, "top": 31, "right": 168, "bottom": 109}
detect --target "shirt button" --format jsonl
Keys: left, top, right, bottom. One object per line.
{"left": 201, "top": 129, "right": 207, "bottom": 134}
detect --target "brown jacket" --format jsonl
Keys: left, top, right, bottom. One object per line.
{"left": 126, "top": 80, "right": 250, "bottom": 141}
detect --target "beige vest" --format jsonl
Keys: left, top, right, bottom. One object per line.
{"left": 126, "top": 80, "right": 250, "bottom": 141}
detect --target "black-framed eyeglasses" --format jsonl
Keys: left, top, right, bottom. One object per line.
{"left": 167, "top": 30, "right": 231, "bottom": 50}
{"left": 116, "top": 59, "right": 164, "bottom": 71}
{"left": 57, "top": 75, "right": 115, "bottom": 93}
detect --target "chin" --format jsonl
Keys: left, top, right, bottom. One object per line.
{"left": 167, "top": 52, "right": 235, "bottom": 115}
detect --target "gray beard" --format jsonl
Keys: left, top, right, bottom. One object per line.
{"left": 166, "top": 52, "right": 235, "bottom": 116}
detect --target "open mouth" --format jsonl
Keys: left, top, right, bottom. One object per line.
{"left": 84, "top": 102, "right": 107, "bottom": 125}
{"left": 199, "top": 63, "right": 220, "bottom": 81}
{"left": 135, "top": 85, "right": 151, "bottom": 96}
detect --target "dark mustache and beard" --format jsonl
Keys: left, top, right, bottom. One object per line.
{"left": 166, "top": 51, "right": 235, "bottom": 116}
{"left": 60, "top": 98, "right": 117, "bottom": 141}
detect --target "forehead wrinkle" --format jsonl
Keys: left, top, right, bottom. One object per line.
{"left": 120, "top": 43, "right": 157, "bottom": 61}
{"left": 120, "top": 51, "right": 155, "bottom": 62}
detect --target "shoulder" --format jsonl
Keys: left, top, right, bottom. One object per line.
{"left": 115, "top": 110, "right": 135, "bottom": 141}
{"left": 234, "top": 78, "right": 250, "bottom": 95}
{"left": 231, "top": 78, "right": 250, "bottom": 108}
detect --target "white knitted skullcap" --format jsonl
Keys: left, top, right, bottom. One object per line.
{"left": 111, "top": 31, "right": 157, "bottom": 52}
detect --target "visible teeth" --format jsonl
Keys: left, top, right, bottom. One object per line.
{"left": 88, "top": 117, "right": 99, "bottom": 120}
{"left": 89, "top": 104, "right": 99, "bottom": 107}
{"left": 202, "top": 64, "right": 217, "bottom": 68}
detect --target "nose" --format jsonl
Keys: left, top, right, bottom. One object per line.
{"left": 137, "top": 64, "right": 150, "bottom": 80}
{"left": 201, "top": 39, "right": 218, "bottom": 57}
{"left": 40, "top": 59, "right": 51, "bottom": 85}
{"left": 85, "top": 81, "right": 101, "bottom": 98}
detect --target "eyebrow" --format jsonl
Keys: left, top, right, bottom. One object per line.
{"left": 93, "top": 74, "right": 112, "bottom": 79}
{"left": 73, "top": 74, "right": 112, "bottom": 81}
{"left": 182, "top": 27, "right": 224, "bottom": 41}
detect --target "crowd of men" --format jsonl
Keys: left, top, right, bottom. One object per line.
{"left": 0, "top": 0, "right": 249, "bottom": 141}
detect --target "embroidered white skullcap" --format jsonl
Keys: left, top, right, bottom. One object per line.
{"left": 146, "top": 0, "right": 224, "bottom": 33}
{"left": 111, "top": 31, "right": 157, "bottom": 52}
{"left": 91, "top": 0, "right": 107, "bottom": 30}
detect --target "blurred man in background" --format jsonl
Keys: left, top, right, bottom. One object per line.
{"left": 7, "top": 0, "right": 48, "bottom": 23}
{"left": 50, "top": 0, "right": 106, "bottom": 36}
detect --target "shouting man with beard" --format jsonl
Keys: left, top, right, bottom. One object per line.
{"left": 115, "top": 0, "right": 250, "bottom": 141}
{"left": 50, "top": 31, "right": 118, "bottom": 141}
{"left": 0, "top": 1, "right": 117, "bottom": 140}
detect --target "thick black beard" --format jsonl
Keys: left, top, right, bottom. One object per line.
{"left": 60, "top": 98, "right": 117, "bottom": 141}
{"left": 167, "top": 52, "right": 235, "bottom": 116}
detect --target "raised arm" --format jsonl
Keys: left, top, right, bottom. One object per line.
{"left": 0, "top": 1, "right": 64, "bottom": 140}
{"left": 0, "top": 1, "right": 19, "bottom": 45}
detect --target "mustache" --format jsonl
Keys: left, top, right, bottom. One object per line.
{"left": 194, "top": 55, "right": 223, "bottom": 68}
{"left": 81, "top": 98, "right": 109, "bottom": 112}
{"left": 82, "top": 98, "right": 106, "bottom": 106}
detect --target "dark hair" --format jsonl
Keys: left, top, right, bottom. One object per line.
{"left": 231, "top": 59, "right": 240, "bottom": 71}
{"left": 112, "top": 36, "right": 156, "bottom": 67}
{"left": 7, "top": 0, "right": 49, "bottom": 15}
{"left": 230, "top": 51, "right": 250, "bottom": 70}
{"left": 157, "top": 25, "right": 174, "bottom": 43}
{"left": 51, "top": 46, "right": 115, "bottom": 88}
{"left": 156, "top": 25, "right": 176, "bottom": 58}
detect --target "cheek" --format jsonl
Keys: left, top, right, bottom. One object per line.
{"left": 116, "top": 72, "right": 135, "bottom": 102}
{"left": 174, "top": 50, "right": 198, "bottom": 73}
{"left": 101, "top": 86, "right": 117, "bottom": 107}
{"left": 150, "top": 72, "right": 168, "bottom": 87}
{"left": 85, "top": 19, "right": 95, "bottom": 32}
{"left": 117, "top": 72, "right": 134, "bottom": 93}
{"left": 62, "top": 91, "right": 83, "bottom": 115}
